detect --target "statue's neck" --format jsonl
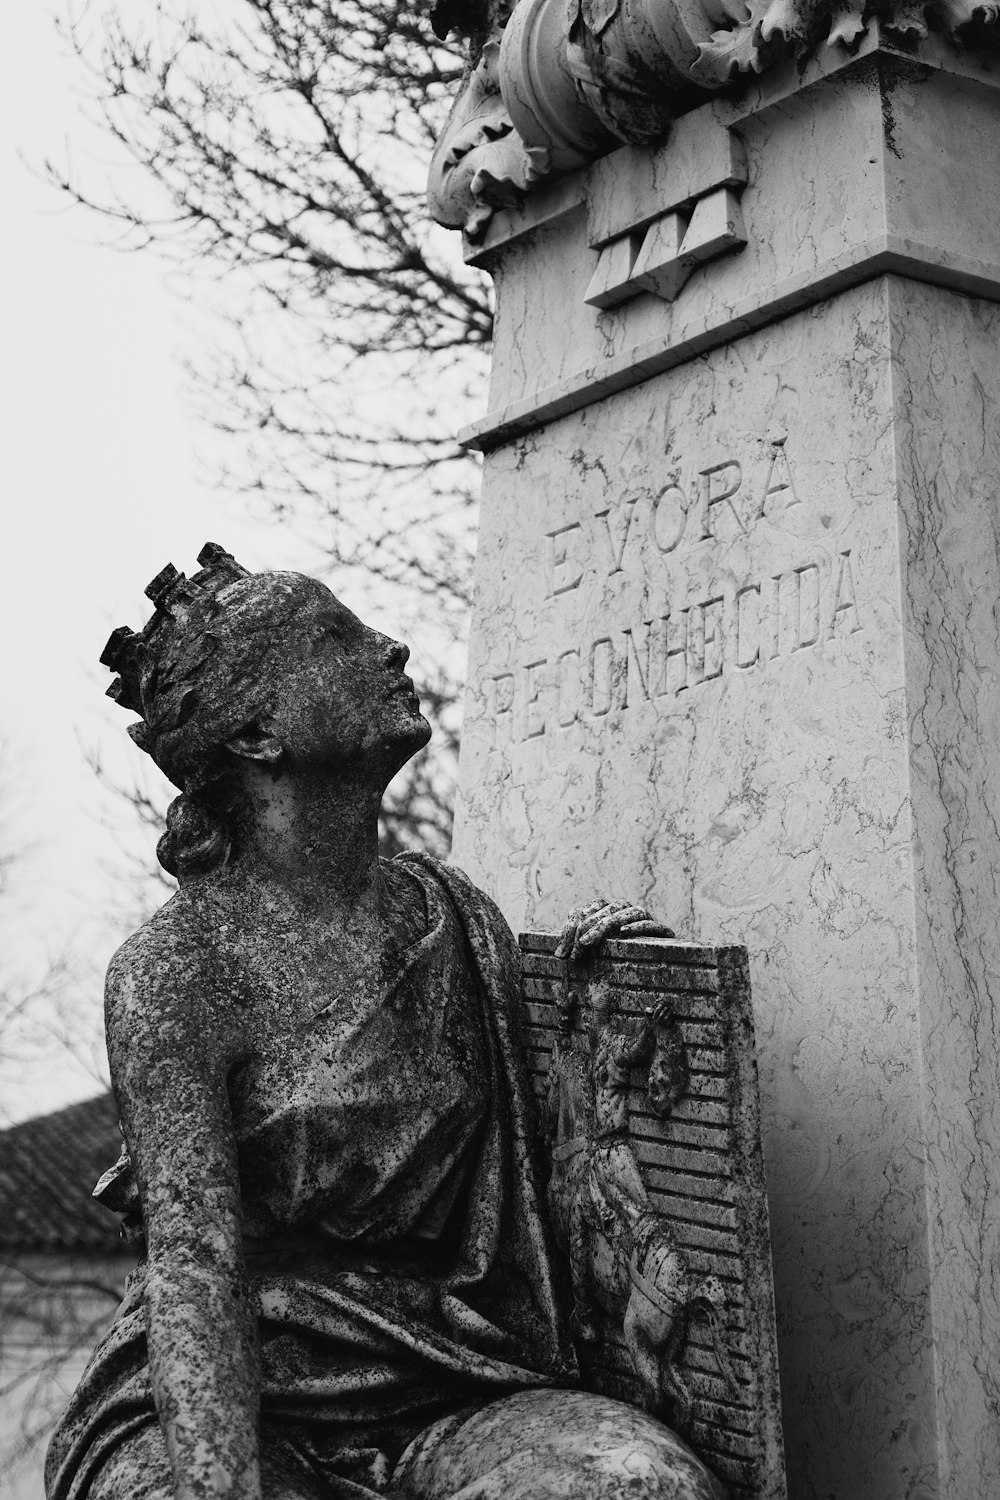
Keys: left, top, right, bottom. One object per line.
{"left": 224, "top": 762, "right": 386, "bottom": 920}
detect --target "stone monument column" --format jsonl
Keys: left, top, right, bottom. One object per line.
{"left": 429, "top": 6, "right": 1000, "bottom": 1496}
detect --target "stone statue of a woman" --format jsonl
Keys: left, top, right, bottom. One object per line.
{"left": 45, "top": 545, "right": 723, "bottom": 1500}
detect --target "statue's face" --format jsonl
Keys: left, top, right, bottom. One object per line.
{"left": 265, "top": 579, "right": 431, "bottom": 779}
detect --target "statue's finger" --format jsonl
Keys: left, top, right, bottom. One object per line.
{"left": 554, "top": 921, "right": 577, "bottom": 959}
{"left": 574, "top": 915, "right": 618, "bottom": 950}
{"left": 618, "top": 919, "right": 676, "bottom": 938}
{"left": 555, "top": 899, "right": 609, "bottom": 956}
{"left": 578, "top": 904, "right": 650, "bottom": 947}
{"left": 576, "top": 899, "right": 632, "bottom": 939}
{"left": 599, "top": 903, "right": 651, "bottom": 932}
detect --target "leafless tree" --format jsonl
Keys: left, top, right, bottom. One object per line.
{"left": 0, "top": 755, "right": 127, "bottom": 1496}
{"left": 0, "top": 747, "right": 107, "bottom": 1126}
{"left": 0, "top": 1232, "right": 129, "bottom": 1496}
{"left": 52, "top": 0, "right": 492, "bottom": 853}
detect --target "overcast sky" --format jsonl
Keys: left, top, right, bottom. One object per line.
{"left": 1, "top": 7, "right": 326, "bottom": 1122}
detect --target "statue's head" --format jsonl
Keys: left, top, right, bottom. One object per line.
{"left": 102, "top": 543, "right": 430, "bottom": 880}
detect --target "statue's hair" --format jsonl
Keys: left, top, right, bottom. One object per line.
{"left": 101, "top": 542, "right": 308, "bottom": 880}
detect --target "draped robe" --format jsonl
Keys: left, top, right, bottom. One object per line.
{"left": 45, "top": 856, "right": 578, "bottom": 1500}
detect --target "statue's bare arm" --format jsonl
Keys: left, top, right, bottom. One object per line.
{"left": 105, "top": 929, "right": 260, "bottom": 1500}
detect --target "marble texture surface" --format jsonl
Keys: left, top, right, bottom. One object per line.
{"left": 892, "top": 281, "right": 1000, "bottom": 1493}
{"left": 453, "top": 270, "right": 1000, "bottom": 1496}
{"left": 465, "top": 41, "right": 1000, "bottom": 450}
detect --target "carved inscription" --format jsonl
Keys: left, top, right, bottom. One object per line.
{"left": 491, "top": 443, "right": 864, "bottom": 745}
{"left": 543, "top": 440, "right": 801, "bottom": 599}
{"left": 493, "top": 549, "right": 860, "bottom": 741}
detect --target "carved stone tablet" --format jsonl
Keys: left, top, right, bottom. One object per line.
{"left": 520, "top": 933, "right": 785, "bottom": 1500}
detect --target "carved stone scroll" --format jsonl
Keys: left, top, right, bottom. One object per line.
{"left": 520, "top": 933, "right": 786, "bottom": 1500}
{"left": 428, "top": 0, "right": 1000, "bottom": 235}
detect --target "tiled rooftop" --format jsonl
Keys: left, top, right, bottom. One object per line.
{"left": 0, "top": 1093, "right": 124, "bottom": 1250}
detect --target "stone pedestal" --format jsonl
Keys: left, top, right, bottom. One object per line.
{"left": 451, "top": 37, "right": 1000, "bottom": 1500}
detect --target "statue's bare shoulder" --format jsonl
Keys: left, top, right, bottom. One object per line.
{"left": 105, "top": 894, "right": 248, "bottom": 1114}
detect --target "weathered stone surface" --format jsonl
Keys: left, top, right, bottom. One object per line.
{"left": 522, "top": 937, "right": 784, "bottom": 1500}
{"left": 461, "top": 44, "right": 1000, "bottom": 450}
{"left": 394, "top": 1389, "right": 726, "bottom": 1499}
{"left": 451, "top": 63, "right": 1000, "bottom": 1494}
{"left": 427, "top": 0, "right": 1000, "bottom": 241}
{"left": 46, "top": 549, "right": 743, "bottom": 1500}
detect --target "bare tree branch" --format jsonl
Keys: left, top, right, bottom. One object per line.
{"left": 52, "top": 0, "right": 490, "bottom": 852}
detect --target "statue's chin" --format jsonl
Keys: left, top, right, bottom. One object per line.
{"left": 396, "top": 712, "right": 434, "bottom": 767}
{"left": 414, "top": 714, "right": 433, "bottom": 751}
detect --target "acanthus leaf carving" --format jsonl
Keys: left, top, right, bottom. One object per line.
{"left": 428, "top": 35, "right": 547, "bottom": 239}
{"left": 428, "top": 0, "right": 1000, "bottom": 234}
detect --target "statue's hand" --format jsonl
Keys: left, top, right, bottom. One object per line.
{"left": 555, "top": 899, "right": 675, "bottom": 962}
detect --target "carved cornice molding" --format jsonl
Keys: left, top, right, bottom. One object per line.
{"left": 428, "top": 0, "right": 1000, "bottom": 237}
